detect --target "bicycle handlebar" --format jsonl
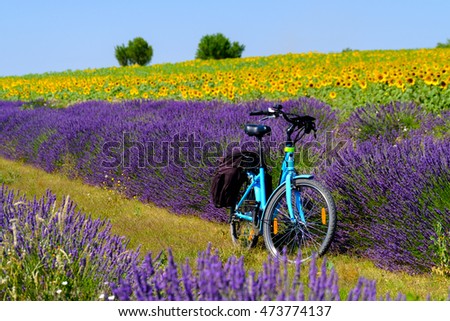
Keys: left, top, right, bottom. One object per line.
{"left": 250, "top": 105, "right": 315, "bottom": 125}
{"left": 249, "top": 104, "right": 317, "bottom": 139}
{"left": 249, "top": 111, "right": 270, "bottom": 116}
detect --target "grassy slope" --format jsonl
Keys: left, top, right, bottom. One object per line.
{"left": 1, "top": 157, "right": 448, "bottom": 300}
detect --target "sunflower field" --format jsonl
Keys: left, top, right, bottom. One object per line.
{"left": 1, "top": 48, "right": 449, "bottom": 113}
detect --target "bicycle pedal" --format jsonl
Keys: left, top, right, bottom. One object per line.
{"left": 252, "top": 211, "right": 260, "bottom": 226}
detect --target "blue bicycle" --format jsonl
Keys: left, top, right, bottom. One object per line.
{"left": 230, "top": 104, "right": 336, "bottom": 262}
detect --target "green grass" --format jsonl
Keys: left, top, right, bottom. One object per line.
{"left": 1, "top": 156, "right": 449, "bottom": 300}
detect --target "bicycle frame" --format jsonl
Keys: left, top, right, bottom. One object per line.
{"left": 234, "top": 145, "right": 314, "bottom": 228}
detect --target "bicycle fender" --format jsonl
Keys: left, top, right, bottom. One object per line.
{"left": 294, "top": 174, "right": 314, "bottom": 180}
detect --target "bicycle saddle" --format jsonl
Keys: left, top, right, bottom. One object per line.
{"left": 244, "top": 124, "right": 271, "bottom": 138}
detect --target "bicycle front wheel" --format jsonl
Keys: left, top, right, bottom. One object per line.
{"left": 262, "top": 178, "right": 336, "bottom": 262}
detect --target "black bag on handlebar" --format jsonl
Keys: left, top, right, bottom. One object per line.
{"left": 210, "top": 151, "right": 259, "bottom": 208}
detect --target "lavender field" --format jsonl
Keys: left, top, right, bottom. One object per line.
{"left": 0, "top": 98, "right": 449, "bottom": 298}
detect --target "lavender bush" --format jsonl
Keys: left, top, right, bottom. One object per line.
{"left": 323, "top": 136, "right": 450, "bottom": 273}
{"left": 112, "top": 246, "right": 387, "bottom": 301}
{"left": 340, "top": 102, "right": 450, "bottom": 142}
{"left": 0, "top": 185, "right": 139, "bottom": 300}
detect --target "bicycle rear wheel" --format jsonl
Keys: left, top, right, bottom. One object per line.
{"left": 262, "top": 178, "right": 336, "bottom": 262}
{"left": 230, "top": 178, "right": 259, "bottom": 249}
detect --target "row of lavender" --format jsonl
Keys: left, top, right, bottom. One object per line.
{"left": 0, "top": 185, "right": 417, "bottom": 300}
{"left": 0, "top": 99, "right": 449, "bottom": 273}
{"left": 0, "top": 99, "right": 337, "bottom": 221}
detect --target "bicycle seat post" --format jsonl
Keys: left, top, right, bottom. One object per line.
{"left": 257, "top": 136, "right": 265, "bottom": 169}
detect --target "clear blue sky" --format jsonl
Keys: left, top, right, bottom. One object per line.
{"left": 1, "top": 0, "right": 449, "bottom": 76}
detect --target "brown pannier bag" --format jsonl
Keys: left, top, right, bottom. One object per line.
{"left": 210, "top": 151, "right": 259, "bottom": 208}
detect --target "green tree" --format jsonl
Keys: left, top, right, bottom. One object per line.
{"left": 436, "top": 39, "right": 450, "bottom": 48}
{"left": 115, "top": 45, "right": 130, "bottom": 66}
{"left": 195, "top": 33, "right": 245, "bottom": 60}
{"left": 114, "top": 37, "right": 153, "bottom": 66}
{"left": 127, "top": 37, "right": 153, "bottom": 65}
